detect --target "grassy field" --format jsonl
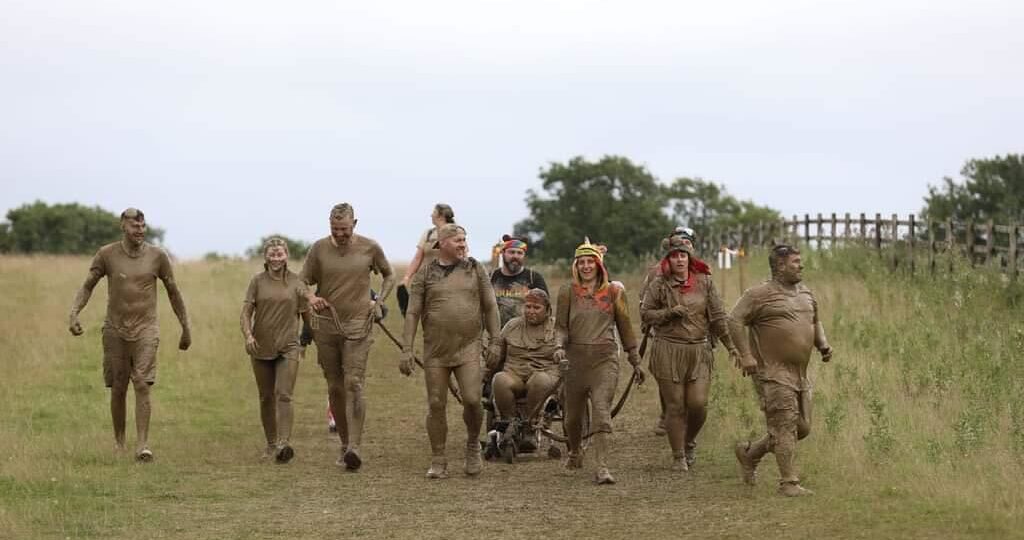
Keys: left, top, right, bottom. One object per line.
{"left": 1, "top": 249, "right": 1022, "bottom": 539}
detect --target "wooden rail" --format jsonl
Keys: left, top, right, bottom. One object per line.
{"left": 696, "top": 213, "right": 1021, "bottom": 281}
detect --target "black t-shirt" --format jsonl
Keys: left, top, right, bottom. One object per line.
{"left": 490, "top": 267, "right": 548, "bottom": 327}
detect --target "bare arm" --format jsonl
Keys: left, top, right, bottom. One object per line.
{"left": 706, "top": 278, "right": 738, "bottom": 353}
{"left": 402, "top": 247, "right": 425, "bottom": 285}
{"left": 554, "top": 284, "right": 571, "bottom": 350}
{"left": 612, "top": 286, "right": 639, "bottom": 352}
{"left": 476, "top": 262, "right": 501, "bottom": 341}
{"left": 401, "top": 269, "right": 425, "bottom": 354}
{"left": 68, "top": 267, "right": 104, "bottom": 335}
{"left": 240, "top": 302, "right": 254, "bottom": 338}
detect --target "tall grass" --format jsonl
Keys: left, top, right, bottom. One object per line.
{"left": 0, "top": 252, "right": 1021, "bottom": 539}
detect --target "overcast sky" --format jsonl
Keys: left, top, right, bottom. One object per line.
{"left": 2, "top": 0, "right": 1021, "bottom": 260}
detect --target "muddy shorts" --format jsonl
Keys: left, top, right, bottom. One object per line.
{"left": 648, "top": 339, "right": 713, "bottom": 384}
{"left": 313, "top": 318, "right": 373, "bottom": 382}
{"left": 102, "top": 327, "right": 159, "bottom": 387}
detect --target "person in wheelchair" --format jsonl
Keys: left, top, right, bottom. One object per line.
{"left": 484, "top": 288, "right": 561, "bottom": 456}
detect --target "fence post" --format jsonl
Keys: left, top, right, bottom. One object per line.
{"left": 860, "top": 213, "right": 867, "bottom": 244}
{"left": 1010, "top": 223, "right": 1019, "bottom": 282}
{"left": 779, "top": 218, "right": 787, "bottom": 245}
{"left": 947, "top": 218, "right": 955, "bottom": 274}
{"left": 908, "top": 214, "right": 916, "bottom": 275}
{"left": 804, "top": 214, "right": 811, "bottom": 248}
{"left": 874, "top": 213, "right": 883, "bottom": 256}
{"left": 891, "top": 213, "right": 899, "bottom": 269}
{"left": 815, "top": 213, "right": 822, "bottom": 250}
{"left": 927, "top": 219, "right": 935, "bottom": 275}
{"left": 792, "top": 215, "right": 799, "bottom": 246}
{"left": 830, "top": 213, "right": 837, "bottom": 251}
{"left": 844, "top": 212, "right": 851, "bottom": 247}
{"left": 986, "top": 219, "right": 995, "bottom": 265}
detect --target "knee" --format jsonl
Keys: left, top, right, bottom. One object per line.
{"left": 427, "top": 395, "right": 447, "bottom": 416}
{"left": 461, "top": 393, "right": 481, "bottom": 410}
{"left": 344, "top": 376, "right": 365, "bottom": 396}
{"left": 275, "top": 389, "right": 293, "bottom": 404}
{"left": 132, "top": 380, "right": 151, "bottom": 396}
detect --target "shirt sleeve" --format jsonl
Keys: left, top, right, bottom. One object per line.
{"left": 156, "top": 249, "right": 175, "bottom": 284}
{"left": 295, "top": 280, "right": 310, "bottom": 313}
{"left": 371, "top": 241, "right": 393, "bottom": 277}
{"left": 244, "top": 276, "right": 258, "bottom": 306}
{"left": 88, "top": 251, "right": 107, "bottom": 279}
{"left": 729, "top": 285, "right": 761, "bottom": 326}
{"left": 299, "top": 242, "right": 319, "bottom": 287}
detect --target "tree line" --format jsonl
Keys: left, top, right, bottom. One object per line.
{"left": 1, "top": 153, "right": 1019, "bottom": 260}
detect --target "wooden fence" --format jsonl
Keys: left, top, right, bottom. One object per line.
{"left": 697, "top": 213, "right": 1022, "bottom": 281}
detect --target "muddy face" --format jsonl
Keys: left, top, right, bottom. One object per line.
{"left": 122, "top": 218, "right": 147, "bottom": 248}
{"left": 439, "top": 232, "right": 467, "bottom": 261}
{"left": 668, "top": 250, "right": 689, "bottom": 278}
{"left": 265, "top": 245, "right": 288, "bottom": 272}
{"left": 779, "top": 254, "right": 803, "bottom": 284}
{"left": 330, "top": 217, "right": 357, "bottom": 246}
{"left": 523, "top": 298, "right": 547, "bottom": 325}
{"left": 576, "top": 255, "right": 598, "bottom": 282}
{"left": 502, "top": 248, "right": 525, "bottom": 274}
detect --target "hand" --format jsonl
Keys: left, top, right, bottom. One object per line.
{"left": 631, "top": 362, "right": 646, "bottom": 386}
{"left": 819, "top": 345, "right": 834, "bottom": 363}
{"left": 398, "top": 350, "right": 415, "bottom": 376}
{"left": 554, "top": 348, "right": 568, "bottom": 373}
{"left": 669, "top": 305, "right": 689, "bottom": 320}
{"left": 179, "top": 328, "right": 192, "bottom": 351}
{"left": 244, "top": 334, "right": 259, "bottom": 356}
{"left": 299, "top": 322, "right": 313, "bottom": 347}
{"left": 69, "top": 314, "right": 84, "bottom": 336}
{"left": 484, "top": 344, "right": 501, "bottom": 370}
{"left": 370, "top": 300, "right": 386, "bottom": 322}
{"left": 738, "top": 354, "right": 758, "bottom": 377}
{"left": 308, "top": 295, "right": 329, "bottom": 312}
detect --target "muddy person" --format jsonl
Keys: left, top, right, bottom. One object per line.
{"left": 67, "top": 208, "right": 191, "bottom": 462}
{"left": 640, "top": 235, "right": 739, "bottom": 471}
{"left": 490, "top": 234, "right": 548, "bottom": 328}
{"left": 485, "top": 288, "right": 560, "bottom": 455}
{"left": 400, "top": 223, "right": 500, "bottom": 479}
{"left": 729, "top": 244, "right": 834, "bottom": 496}
{"left": 641, "top": 226, "right": 697, "bottom": 437}
{"left": 301, "top": 203, "right": 395, "bottom": 471}
{"left": 240, "top": 237, "right": 312, "bottom": 464}
{"left": 397, "top": 203, "right": 455, "bottom": 315}
{"left": 556, "top": 239, "right": 643, "bottom": 485}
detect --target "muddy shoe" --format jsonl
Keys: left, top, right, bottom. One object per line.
{"left": 425, "top": 459, "right": 449, "bottom": 479}
{"left": 779, "top": 482, "right": 814, "bottom": 497}
{"left": 594, "top": 467, "right": 616, "bottom": 485}
{"left": 464, "top": 445, "right": 483, "bottom": 476}
{"left": 342, "top": 448, "right": 362, "bottom": 471}
{"left": 684, "top": 441, "right": 697, "bottom": 468}
{"left": 564, "top": 453, "right": 583, "bottom": 469}
{"left": 135, "top": 447, "right": 154, "bottom": 463}
{"left": 275, "top": 443, "right": 295, "bottom": 464}
{"left": 734, "top": 442, "right": 757, "bottom": 485}
{"left": 671, "top": 456, "right": 689, "bottom": 472}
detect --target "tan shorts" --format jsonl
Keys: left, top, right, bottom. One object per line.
{"left": 313, "top": 329, "right": 373, "bottom": 382}
{"left": 648, "top": 339, "right": 713, "bottom": 383}
{"left": 102, "top": 327, "right": 159, "bottom": 387}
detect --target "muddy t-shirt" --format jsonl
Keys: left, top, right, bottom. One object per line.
{"left": 730, "top": 280, "right": 819, "bottom": 390}
{"left": 490, "top": 268, "right": 548, "bottom": 327}
{"left": 244, "top": 270, "right": 309, "bottom": 359}
{"left": 497, "top": 316, "right": 560, "bottom": 378}
{"left": 416, "top": 227, "right": 441, "bottom": 269}
{"left": 300, "top": 234, "right": 392, "bottom": 332}
{"left": 640, "top": 274, "right": 728, "bottom": 343}
{"left": 89, "top": 241, "right": 174, "bottom": 341}
{"left": 555, "top": 282, "right": 638, "bottom": 350}
{"left": 408, "top": 258, "right": 499, "bottom": 364}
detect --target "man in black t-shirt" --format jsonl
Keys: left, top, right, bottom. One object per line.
{"left": 490, "top": 235, "right": 549, "bottom": 329}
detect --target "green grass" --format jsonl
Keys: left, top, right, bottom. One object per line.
{"left": 0, "top": 251, "right": 1022, "bottom": 539}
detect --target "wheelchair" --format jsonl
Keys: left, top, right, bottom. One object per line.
{"left": 481, "top": 372, "right": 590, "bottom": 464}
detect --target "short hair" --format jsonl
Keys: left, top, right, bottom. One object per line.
{"left": 769, "top": 244, "right": 800, "bottom": 275}
{"left": 330, "top": 203, "right": 354, "bottom": 221}
{"left": 120, "top": 208, "right": 145, "bottom": 222}
{"left": 434, "top": 203, "right": 455, "bottom": 224}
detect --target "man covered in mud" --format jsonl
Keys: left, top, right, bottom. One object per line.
{"left": 490, "top": 235, "right": 548, "bottom": 328}
{"left": 485, "top": 288, "right": 560, "bottom": 454}
{"left": 400, "top": 223, "right": 501, "bottom": 479}
{"left": 730, "top": 244, "right": 834, "bottom": 496}
{"left": 301, "top": 203, "right": 395, "bottom": 471}
{"left": 68, "top": 208, "right": 191, "bottom": 462}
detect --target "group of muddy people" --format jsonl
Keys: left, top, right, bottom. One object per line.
{"left": 68, "top": 203, "right": 833, "bottom": 496}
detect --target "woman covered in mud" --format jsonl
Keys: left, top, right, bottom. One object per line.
{"left": 397, "top": 203, "right": 455, "bottom": 314}
{"left": 555, "top": 238, "right": 643, "bottom": 485}
{"left": 639, "top": 234, "right": 739, "bottom": 471}
{"left": 239, "top": 237, "right": 311, "bottom": 463}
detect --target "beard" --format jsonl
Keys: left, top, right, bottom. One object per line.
{"left": 503, "top": 258, "right": 523, "bottom": 274}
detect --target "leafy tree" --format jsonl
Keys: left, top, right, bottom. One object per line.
{"left": 664, "top": 177, "right": 781, "bottom": 241}
{"left": 922, "top": 154, "right": 1024, "bottom": 223}
{"left": 0, "top": 201, "right": 165, "bottom": 254}
{"left": 514, "top": 156, "right": 673, "bottom": 270}
{"left": 246, "top": 234, "right": 311, "bottom": 260}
